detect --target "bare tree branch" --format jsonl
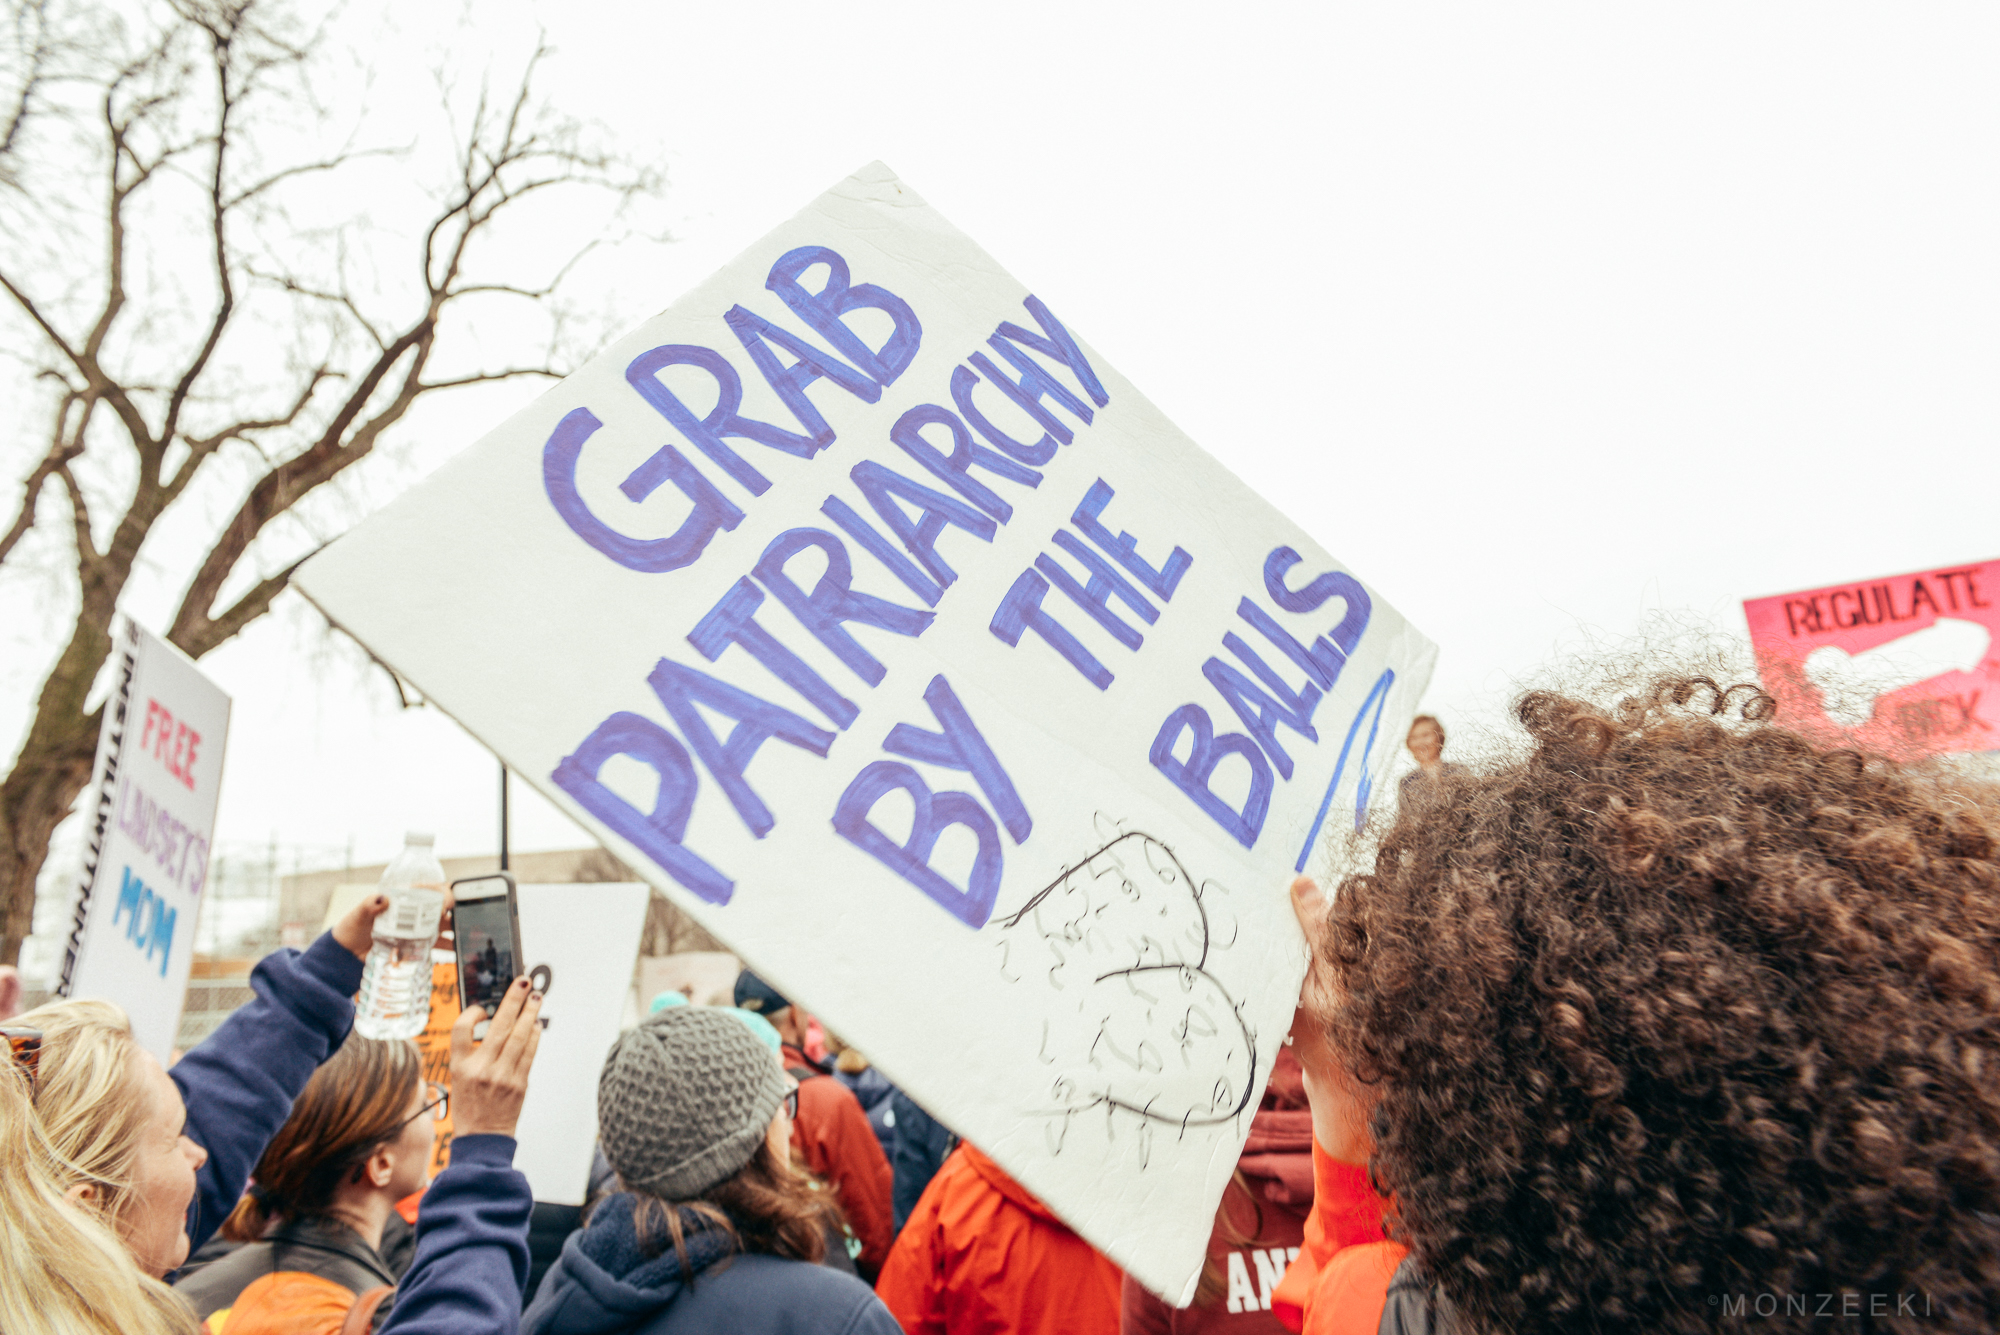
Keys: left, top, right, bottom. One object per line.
{"left": 222, "top": 144, "right": 393, "bottom": 210}
{"left": 0, "top": 389, "right": 83, "bottom": 565}
{"left": 170, "top": 541, "right": 320, "bottom": 660}
{"left": 53, "top": 459, "right": 94, "bottom": 565}
{"left": 156, "top": 12, "right": 243, "bottom": 462}
{"left": 418, "top": 366, "right": 558, "bottom": 391}
{"left": 244, "top": 265, "right": 386, "bottom": 346}
{"left": 0, "top": 0, "right": 54, "bottom": 172}
{"left": 163, "top": 363, "right": 339, "bottom": 501}
{"left": 0, "top": 3, "right": 665, "bottom": 964}
{"left": 0, "top": 268, "right": 158, "bottom": 451}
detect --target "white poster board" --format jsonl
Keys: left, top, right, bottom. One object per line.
{"left": 511, "top": 881, "right": 650, "bottom": 1204}
{"left": 60, "top": 620, "right": 232, "bottom": 1061}
{"left": 296, "top": 162, "right": 1436, "bottom": 1302}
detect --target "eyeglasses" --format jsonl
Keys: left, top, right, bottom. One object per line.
{"left": 2, "top": 1027, "right": 41, "bottom": 1089}
{"left": 782, "top": 1086, "right": 799, "bottom": 1121}
{"left": 394, "top": 1083, "right": 448, "bottom": 1134}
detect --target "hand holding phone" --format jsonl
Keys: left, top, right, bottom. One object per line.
{"left": 450, "top": 873, "right": 524, "bottom": 1040}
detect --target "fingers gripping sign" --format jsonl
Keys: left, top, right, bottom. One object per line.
{"left": 450, "top": 976, "right": 545, "bottom": 1139}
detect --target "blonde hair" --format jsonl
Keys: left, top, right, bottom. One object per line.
{"left": 0, "top": 1061, "right": 200, "bottom": 1334}
{"left": 13, "top": 997, "right": 152, "bottom": 1222}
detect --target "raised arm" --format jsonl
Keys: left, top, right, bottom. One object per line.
{"left": 169, "top": 895, "right": 388, "bottom": 1252}
{"left": 379, "top": 976, "right": 543, "bottom": 1335}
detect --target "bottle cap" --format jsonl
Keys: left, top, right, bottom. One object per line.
{"left": 406, "top": 831, "right": 435, "bottom": 846}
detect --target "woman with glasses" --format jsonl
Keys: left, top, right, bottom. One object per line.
{"left": 172, "top": 1035, "right": 446, "bottom": 1328}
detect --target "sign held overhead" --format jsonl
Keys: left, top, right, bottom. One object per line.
{"left": 296, "top": 162, "right": 1435, "bottom": 1304}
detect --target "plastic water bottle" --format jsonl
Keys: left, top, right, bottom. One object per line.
{"left": 354, "top": 833, "right": 447, "bottom": 1040}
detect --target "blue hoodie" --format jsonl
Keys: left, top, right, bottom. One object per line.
{"left": 171, "top": 931, "right": 365, "bottom": 1251}
{"left": 523, "top": 1193, "right": 898, "bottom": 1335}
{"left": 170, "top": 931, "right": 537, "bottom": 1334}
{"left": 379, "top": 1133, "right": 534, "bottom": 1335}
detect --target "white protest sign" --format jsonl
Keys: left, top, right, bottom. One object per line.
{"left": 296, "top": 162, "right": 1435, "bottom": 1302}
{"left": 511, "top": 880, "right": 650, "bottom": 1204}
{"left": 60, "top": 620, "right": 232, "bottom": 1061}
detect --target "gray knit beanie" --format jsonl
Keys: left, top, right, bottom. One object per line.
{"left": 597, "top": 1005, "right": 789, "bottom": 1200}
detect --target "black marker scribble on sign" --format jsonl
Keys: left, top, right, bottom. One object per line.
{"left": 995, "top": 822, "right": 1254, "bottom": 1164}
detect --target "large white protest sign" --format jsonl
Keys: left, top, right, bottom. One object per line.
{"left": 296, "top": 162, "right": 1435, "bottom": 1302}
{"left": 60, "top": 620, "right": 232, "bottom": 1061}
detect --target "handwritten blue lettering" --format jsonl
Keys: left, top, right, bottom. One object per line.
{"left": 542, "top": 407, "right": 743, "bottom": 574}
{"left": 551, "top": 713, "right": 733, "bottom": 904}
{"left": 754, "top": 528, "right": 935, "bottom": 685}
{"left": 765, "top": 245, "right": 922, "bottom": 387}
{"left": 1149, "top": 706, "right": 1273, "bottom": 849}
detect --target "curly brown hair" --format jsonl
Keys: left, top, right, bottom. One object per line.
{"left": 1323, "top": 677, "right": 2000, "bottom": 1333}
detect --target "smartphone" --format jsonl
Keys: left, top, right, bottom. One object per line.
{"left": 450, "top": 873, "right": 522, "bottom": 1040}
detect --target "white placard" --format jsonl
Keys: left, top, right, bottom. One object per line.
{"left": 511, "top": 881, "right": 650, "bottom": 1204}
{"left": 61, "top": 620, "right": 233, "bottom": 1061}
{"left": 296, "top": 162, "right": 1435, "bottom": 1302}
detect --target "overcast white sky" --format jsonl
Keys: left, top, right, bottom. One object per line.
{"left": 7, "top": 1, "right": 2000, "bottom": 966}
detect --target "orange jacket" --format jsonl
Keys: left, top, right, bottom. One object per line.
{"left": 877, "top": 1143, "right": 1123, "bottom": 1335}
{"left": 786, "top": 1045, "right": 896, "bottom": 1280}
{"left": 1271, "top": 1138, "right": 1400, "bottom": 1335}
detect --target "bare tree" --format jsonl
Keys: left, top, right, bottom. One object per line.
{"left": 0, "top": 0, "right": 659, "bottom": 964}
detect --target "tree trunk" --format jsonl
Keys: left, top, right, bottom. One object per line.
{"left": 0, "top": 610, "right": 114, "bottom": 966}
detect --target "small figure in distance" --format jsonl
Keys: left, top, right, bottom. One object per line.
{"left": 1396, "top": 714, "right": 1464, "bottom": 809}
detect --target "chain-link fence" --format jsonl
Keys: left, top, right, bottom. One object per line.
{"left": 173, "top": 840, "right": 356, "bottom": 1050}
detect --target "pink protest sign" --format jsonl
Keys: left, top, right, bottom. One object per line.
{"left": 1743, "top": 560, "right": 2000, "bottom": 759}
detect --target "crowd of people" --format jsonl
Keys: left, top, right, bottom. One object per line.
{"left": 3, "top": 670, "right": 1999, "bottom": 1333}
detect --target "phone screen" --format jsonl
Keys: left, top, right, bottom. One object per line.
{"left": 455, "top": 894, "right": 517, "bottom": 1017}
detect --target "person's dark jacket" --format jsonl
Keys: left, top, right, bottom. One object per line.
{"left": 888, "top": 1090, "right": 955, "bottom": 1232}
{"left": 170, "top": 931, "right": 364, "bottom": 1254}
{"left": 521, "top": 1191, "right": 898, "bottom": 1335}
{"left": 174, "top": 1214, "right": 400, "bottom": 1323}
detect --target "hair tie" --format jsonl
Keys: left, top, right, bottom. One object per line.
{"left": 249, "top": 1183, "right": 283, "bottom": 1209}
